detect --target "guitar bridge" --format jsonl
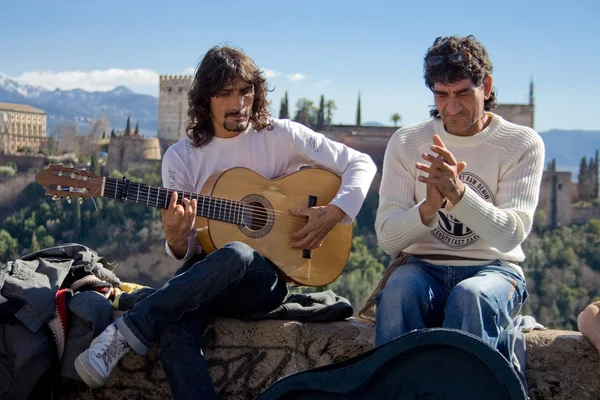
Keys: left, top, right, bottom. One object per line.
{"left": 303, "top": 195, "right": 318, "bottom": 259}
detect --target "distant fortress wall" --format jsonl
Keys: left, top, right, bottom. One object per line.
{"left": 106, "top": 136, "right": 162, "bottom": 175}
{"left": 158, "top": 75, "right": 193, "bottom": 144}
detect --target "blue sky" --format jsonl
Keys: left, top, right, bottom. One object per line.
{"left": 1, "top": 0, "right": 598, "bottom": 132}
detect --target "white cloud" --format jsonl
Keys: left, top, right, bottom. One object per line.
{"left": 287, "top": 73, "right": 308, "bottom": 82}
{"left": 183, "top": 67, "right": 196, "bottom": 75}
{"left": 313, "top": 79, "right": 331, "bottom": 87}
{"left": 262, "top": 68, "right": 282, "bottom": 78}
{"left": 12, "top": 68, "right": 160, "bottom": 92}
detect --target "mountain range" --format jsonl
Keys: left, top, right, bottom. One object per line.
{"left": 0, "top": 74, "right": 157, "bottom": 136}
{"left": 0, "top": 77, "right": 598, "bottom": 179}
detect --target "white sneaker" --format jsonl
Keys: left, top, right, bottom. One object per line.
{"left": 74, "top": 323, "right": 131, "bottom": 388}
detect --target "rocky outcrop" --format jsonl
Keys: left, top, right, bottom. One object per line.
{"left": 71, "top": 318, "right": 599, "bottom": 400}
{"left": 526, "top": 329, "right": 600, "bottom": 400}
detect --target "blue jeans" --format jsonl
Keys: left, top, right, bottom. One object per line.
{"left": 374, "top": 257, "right": 527, "bottom": 349}
{"left": 115, "top": 241, "right": 288, "bottom": 400}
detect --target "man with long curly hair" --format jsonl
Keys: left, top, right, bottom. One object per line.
{"left": 366, "top": 35, "right": 544, "bottom": 355}
{"left": 74, "top": 46, "right": 376, "bottom": 398}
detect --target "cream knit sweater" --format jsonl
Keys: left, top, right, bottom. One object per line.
{"left": 375, "top": 113, "right": 545, "bottom": 274}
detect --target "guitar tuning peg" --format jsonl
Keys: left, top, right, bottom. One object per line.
{"left": 58, "top": 163, "right": 64, "bottom": 166}
{"left": 52, "top": 195, "right": 59, "bottom": 201}
{"left": 78, "top": 198, "right": 84, "bottom": 204}
{"left": 66, "top": 196, "right": 71, "bottom": 204}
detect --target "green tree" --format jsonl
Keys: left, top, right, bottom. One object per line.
{"left": 533, "top": 209, "right": 548, "bottom": 231}
{"left": 47, "top": 135, "right": 58, "bottom": 155}
{"left": 90, "top": 151, "right": 99, "bottom": 175}
{"left": 279, "top": 92, "right": 289, "bottom": 119}
{"left": 390, "top": 113, "right": 401, "bottom": 127}
{"left": 134, "top": 122, "right": 139, "bottom": 136}
{"left": 316, "top": 95, "right": 325, "bottom": 130}
{"left": 293, "top": 99, "right": 317, "bottom": 127}
{"left": 325, "top": 100, "right": 336, "bottom": 127}
{"left": 594, "top": 149, "right": 599, "bottom": 198}
{"left": 579, "top": 156, "right": 591, "bottom": 201}
{"left": 124, "top": 117, "right": 131, "bottom": 136}
{"left": 72, "top": 199, "right": 82, "bottom": 241}
{"left": 110, "top": 128, "right": 116, "bottom": 137}
{"left": 30, "top": 232, "right": 40, "bottom": 252}
{"left": 0, "top": 230, "right": 18, "bottom": 261}
{"left": 356, "top": 92, "right": 362, "bottom": 126}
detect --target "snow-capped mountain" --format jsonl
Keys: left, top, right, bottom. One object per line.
{"left": 0, "top": 73, "right": 158, "bottom": 135}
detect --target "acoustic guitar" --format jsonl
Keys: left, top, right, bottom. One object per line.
{"left": 35, "top": 164, "right": 352, "bottom": 287}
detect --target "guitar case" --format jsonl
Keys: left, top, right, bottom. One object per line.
{"left": 258, "top": 328, "right": 527, "bottom": 400}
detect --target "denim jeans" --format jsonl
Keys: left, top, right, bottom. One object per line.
{"left": 374, "top": 257, "right": 527, "bottom": 350}
{"left": 115, "top": 241, "right": 288, "bottom": 400}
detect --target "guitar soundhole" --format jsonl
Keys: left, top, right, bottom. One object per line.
{"left": 243, "top": 201, "right": 268, "bottom": 231}
{"left": 238, "top": 194, "right": 274, "bottom": 239}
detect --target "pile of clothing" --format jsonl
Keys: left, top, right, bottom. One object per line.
{"left": 0, "top": 243, "right": 146, "bottom": 400}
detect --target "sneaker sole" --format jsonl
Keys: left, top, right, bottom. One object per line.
{"left": 74, "top": 350, "right": 106, "bottom": 388}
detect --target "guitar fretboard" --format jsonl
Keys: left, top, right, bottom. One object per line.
{"left": 102, "top": 177, "right": 246, "bottom": 225}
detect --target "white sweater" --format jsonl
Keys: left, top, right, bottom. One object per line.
{"left": 375, "top": 113, "right": 545, "bottom": 274}
{"left": 162, "top": 118, "right": 377, "bottom": 262}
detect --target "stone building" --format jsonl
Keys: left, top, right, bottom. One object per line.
{"left": 493, "top": 80, "right": 535, "bottom": 129}
{"left": 157, "top": 75, "right": 193, "bottom": 152}
{"left": 538, "top": 171, "right": 573, "bottom": 227}
{"left": 0, "top": 102, "right": 47, "bottom": 154}
{"left": 105, "top": 135, "right": 162, "bottom": 175}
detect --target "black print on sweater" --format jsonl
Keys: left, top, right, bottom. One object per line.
{"left": 431, "top": 172, "right": 496, "bottom": 249}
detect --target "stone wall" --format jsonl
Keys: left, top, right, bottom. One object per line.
{"left": 571, "top": 205, "right": 600, "bottom": 224}
{"left": 158, "top": 75, "right": 193, "bottom": 142}
{"left": 72, "top": 318, "right": 599, "bottom": 400}
{"left": 537, "top": 171, "right": 573, "bottom": 226}
{"left": 0, "top": 171, "right": 37, "bottom": 222}
{"left": 0, "top": 153, "right": 45, "bottom": 171}
{"left": 105, "top": 136, "right": 161, "bottom": 175}
{"left": 494, "top": 104, "right": 535, "bottom": 129}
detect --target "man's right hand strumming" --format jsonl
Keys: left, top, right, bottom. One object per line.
{"left": 162, "top": 191, "right": 198, "bottom": 259}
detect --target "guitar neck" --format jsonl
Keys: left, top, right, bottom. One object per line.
{"left": 101, "top": 177, "right": 245, "bottom": 225}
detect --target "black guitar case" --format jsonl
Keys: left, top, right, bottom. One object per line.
{"left": 258, "top": 328, "right": 527, "bottom": 400}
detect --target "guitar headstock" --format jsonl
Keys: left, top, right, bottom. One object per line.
{"left": 35, "top": 164, "right": 104, "bottom": 203}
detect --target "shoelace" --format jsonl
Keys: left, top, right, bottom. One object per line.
{"left": 99, "top": 329, "right": 126, "bottom": 367}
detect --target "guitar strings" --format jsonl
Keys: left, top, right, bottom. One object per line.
{"left": 96, "top": 179, "right": 319, "bottom": 225}
{"left": 48, "top": 171, "right": 311, "bottom": 223}
{"left": 57, "top": 174, "right": 327, "bottom": 225}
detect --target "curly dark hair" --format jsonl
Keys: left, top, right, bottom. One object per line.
{"left": 186, "top": 46, "right": 271, "bottom": 148}
{"left": 424, "top": 35, "right": 498, "bottom": 118}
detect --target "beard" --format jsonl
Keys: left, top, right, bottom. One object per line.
{"left": 223, "top": 119, "right": 249, "bottom": 132}
{"left": 223, "top": 112, "right": 250, "bottom": 132}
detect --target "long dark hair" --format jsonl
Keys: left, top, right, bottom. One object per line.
{"left": 186, "top": 46, "right": 271, "bottom": 148}
{"left": 424, "top": 35, "right": 498, "bottom": 118}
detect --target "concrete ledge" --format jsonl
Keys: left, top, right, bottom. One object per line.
{"left": 72, "top": 319, "right": 599, "bottom": 400}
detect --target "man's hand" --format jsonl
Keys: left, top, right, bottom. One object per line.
{"left": 288, "top": 204, "right": 346, "bottom": 249}
{"left": 416, "top": 134, "right": 467, "bottom": 206}
{"left": 161, "top": 191, "right": 197, "bottom": 259}
{"left": 419, "top": 180, "right": 445, "bottom": 225}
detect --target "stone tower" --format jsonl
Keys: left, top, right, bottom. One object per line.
{"left": 538, "top": 170, "right": 572, "bottom": 227}
{"left": 158, "top": 75, "right": 193, "bottom": 149}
